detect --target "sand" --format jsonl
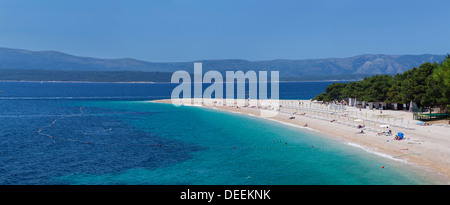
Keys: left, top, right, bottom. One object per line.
{"left": 152, "top": 98, "right": 450, "bottom": 184}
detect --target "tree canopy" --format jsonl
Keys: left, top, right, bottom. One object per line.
{"left": 313, "top": 55, "right": 449, "bottom": 111}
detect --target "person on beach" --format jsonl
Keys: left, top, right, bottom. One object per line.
{"left": 304, "top": 123, "right": 308, "bottom": 127}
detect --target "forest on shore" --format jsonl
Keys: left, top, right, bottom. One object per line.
{"left": 313, "top": 55, "right": 450, "bottom": 112}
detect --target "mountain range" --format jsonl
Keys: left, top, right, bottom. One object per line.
{"left": 0, "top": 47, "right": 446, "bottom": 82}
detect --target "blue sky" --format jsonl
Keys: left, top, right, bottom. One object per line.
{"left": 0, "top": 0, "right": 449, "bottom": 62}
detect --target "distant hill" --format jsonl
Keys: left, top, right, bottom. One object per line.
{"left": 0, "top": 47, "right": 446, "bottom": 81}
{"left": 0, "top": 69, "right": 173, "bottom": 83}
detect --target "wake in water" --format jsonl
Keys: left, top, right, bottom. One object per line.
{"left": 36, "top": 106, "right": 314, "bottom": 150}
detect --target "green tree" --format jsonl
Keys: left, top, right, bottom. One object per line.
{"left": 361, "top": 74, "right": 392, "bottom": 102}
{"left": 386, "top": 62, "right": 438, "bottom": 107}
{"left": 423, "top": 55, "right": 450, "bottom": 110}
{"left": 342, "top": 81, "right": 364, "bottom": 99}
{"left": 324, "top": 82, "right": 347, "bottom": 101}
{"left": 314, "top": 56, "right": 448, "bottom": 113}
{"left": 313, "top": 82, "right": 347, "bottom": 101}
{"left": 313, "top": 92, "right": 327, "bottom": 101}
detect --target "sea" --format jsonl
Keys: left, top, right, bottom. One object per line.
{"left": 0, "top": 81, "right": 437, "bottom": 184}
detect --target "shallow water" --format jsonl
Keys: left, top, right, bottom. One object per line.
{"left": 0, "top": 81, "right": 436, "bottom": 184}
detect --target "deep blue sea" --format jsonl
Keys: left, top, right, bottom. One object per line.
{"left": 0, "top": 81, "right": 435, "bottom": 184}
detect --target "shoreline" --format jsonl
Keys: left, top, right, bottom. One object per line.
{"left": 152, "top": 98, "right": 450, "bottom": 184}
{"left": 0, "top": 79, "right": 357, "bottom": 84}
{"left": 0, "top": 80, "right": 162, "bottom": 84}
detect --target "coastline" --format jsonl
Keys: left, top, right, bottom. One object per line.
{"left": 0, "top": 79, "right": 357, "bottom": 84}
{"left": 152, "top": 98, "right": 450, "bottom": 184}
{"left": 0, "top": 80, "right": 162, "bottom": 84}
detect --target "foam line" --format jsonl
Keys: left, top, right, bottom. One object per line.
{"left": 346, "top": 142, "right": 407, "bottom": 163}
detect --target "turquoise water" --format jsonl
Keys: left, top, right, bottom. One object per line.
{"left": 57, "top": 101, "right": 432, "bottom": 185}
{"left": 0, "top": 82, "right": 436, "bottom": 184}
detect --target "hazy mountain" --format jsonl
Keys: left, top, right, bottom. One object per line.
{"left": 0, "top": 47, "right": 446, "bottom": 78}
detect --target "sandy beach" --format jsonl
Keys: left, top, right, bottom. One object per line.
{"left": 153, "top": 98, "right": 450, "bottom": 184}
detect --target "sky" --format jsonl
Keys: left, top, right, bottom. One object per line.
{"left": 0, "top": 0, "right": 449, "bottom": 62}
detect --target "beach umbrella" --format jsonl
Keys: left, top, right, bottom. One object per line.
{"left": 397, "top": 132, "right": 404, "bottom": 140}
